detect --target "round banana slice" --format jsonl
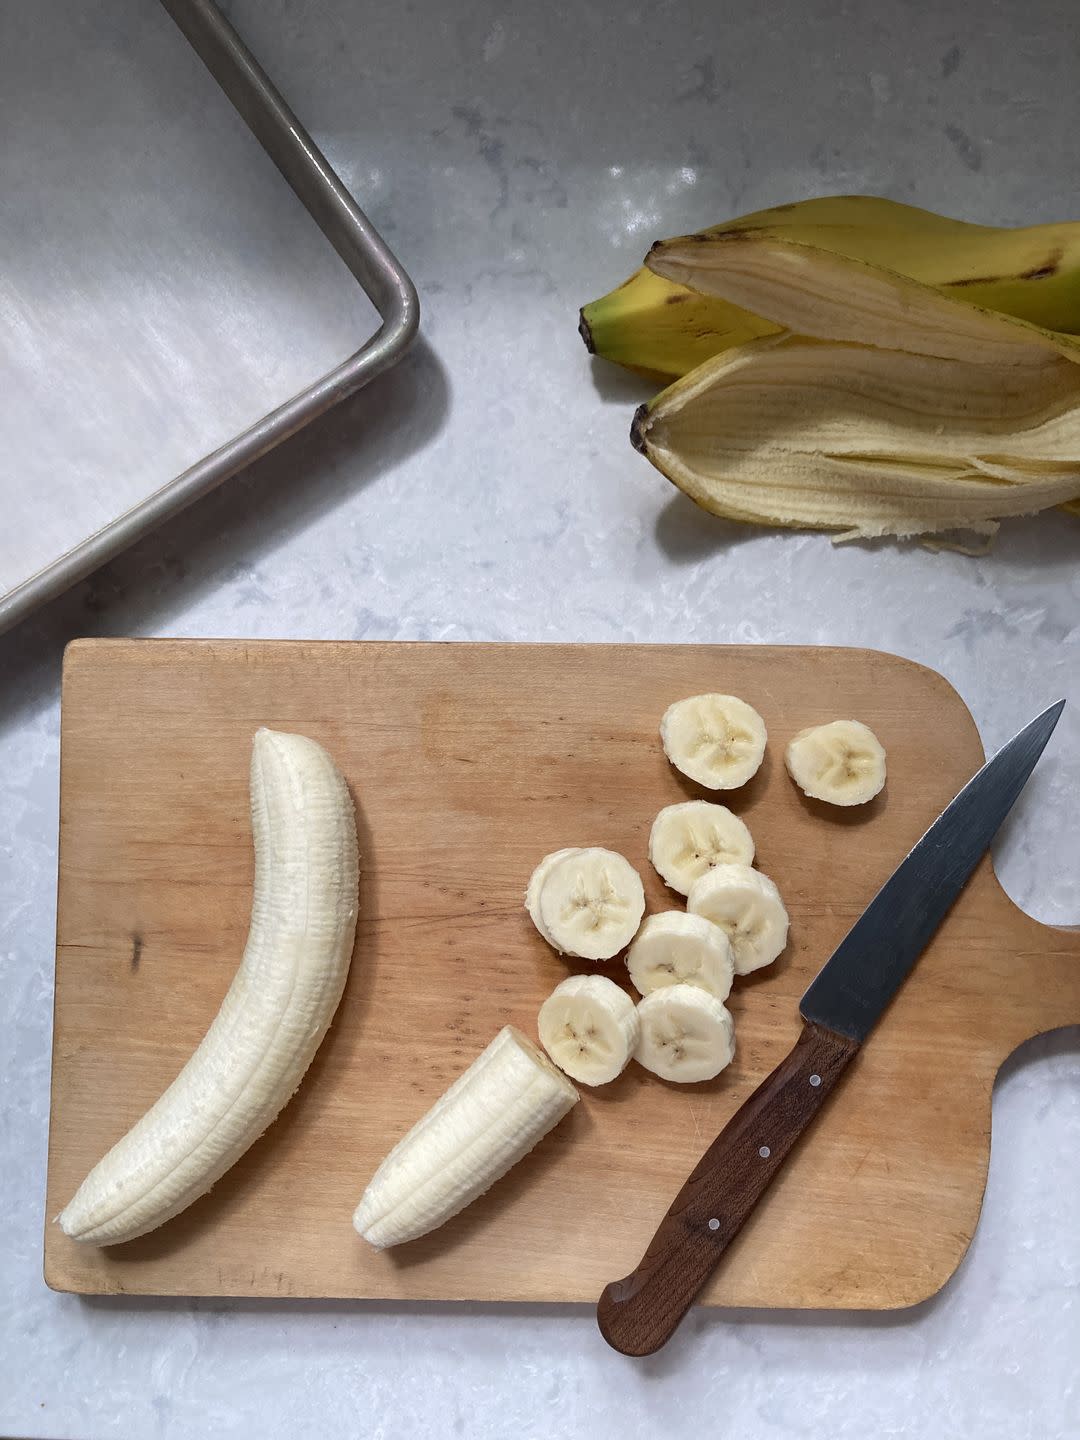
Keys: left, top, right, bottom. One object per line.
{"left": 686, "top": 862, "right": 789, "bottom": 974}
{"left": 660, "top": 693, "right": 767, "bottom": 790}
{"left": 626, "top": 912, "right": 734, "bottom": 1001}
{"left": 785, "top": 720, "right": 887, "bottom": 806}
{"left": 538, "top": 847, "right": 646, "bottom": 960}
{"left": 634, "top": 983, "right": 735, "bottom": 1083}
{"left": 525, "top": 847, "right": 584, "bottom": 943}
{"left": 537, "top": 974, "right": 640, "bottom": 1085}
{"left": 648, "top": 799, "right": 755, "bottom": 895}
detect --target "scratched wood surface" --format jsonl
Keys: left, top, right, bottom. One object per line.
{"left": 45, "top": 640, "right": 1080, "bottom": 1305}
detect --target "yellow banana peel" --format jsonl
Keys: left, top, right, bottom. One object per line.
{"left": 632, "top": 233, "right": 1080, "bottom": 540}
{"left": 581, "top": 196, "right": 1080, "bottom": 382}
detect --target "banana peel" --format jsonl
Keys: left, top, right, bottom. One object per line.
{"left": 579, "top": 266, "right": 777, "bottom": 383}
{"left": 632, "top": 233, "right": 1080, "bottom": 540}
{"left": 581, "top": 196, "right": 1080, "bottom": 382}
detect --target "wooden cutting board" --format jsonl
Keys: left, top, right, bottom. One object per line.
{"left": 45, "top": 639, "right": 1080, "bottom": 1306}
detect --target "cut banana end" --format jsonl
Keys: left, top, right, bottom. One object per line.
{"left": 537, "top": 847, "right": 645, "bottom": 960}
{"left": 525, "top": 847, "right": 584, "bottom": 943}
{"left": 627, "top": 911, "right": 734, "bottom": 1002}
{"left": 635, "top": 984, "right": 735, "bottom": 1083}
{"left": 353, "top": 1026, "right": 578, "bottom": 1250}
{"left": 786, "top": 720, "right": 887, "bottom": 806}
{"left": 687, "top": 862, "right": 789, "bottom": 975}
{"left": 648, "top": 799, "right": 755, "bottom": 895}
{"left": 537, "top": 974, "right": 640, "bottom": 1085}
{"left": 660, "top": 693, "right": 767, "bottom": 790}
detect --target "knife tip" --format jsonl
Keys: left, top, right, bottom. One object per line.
{"left": 1025, "top": 699, "right": 1066, "bottom": 750}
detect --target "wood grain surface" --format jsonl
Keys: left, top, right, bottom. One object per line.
{"left": 45, "top": 640, "right": 1080, "bottom": 1306}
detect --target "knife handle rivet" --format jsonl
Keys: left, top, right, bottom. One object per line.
{"left": 707, "top": 1218, "right": 720, "bottom": 1232}
{"left": 809, "top": 1074, "right": 822, "bottom": 1087}
{"left": 758, "top": 1145, "right": 771, "bottom": 1159}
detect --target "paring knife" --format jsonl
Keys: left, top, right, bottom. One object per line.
{"left": 597, "top": 700, "right": 1065, "bottom": 1357}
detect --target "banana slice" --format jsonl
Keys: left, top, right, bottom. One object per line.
{"left": 537, "top": 847, "right": 645, "bottom": 960}
{"left": 537, "top": 974, "right": 640, "bottom": 1085}
{"left": 353, "top": 1026, "right": 578, "bottom": 1249}
{"left": 660, "top": 693, "right": 767, "bottom": 790}
{"left": 648, "top": 799, "right": 755, "bottom": 895}
{"left": 525, "top": 847, "right": 584, "bottom": 943}
{"left": 687, "top": 862, "right": 789, "bottom": 974}
{"left": 634, "top": 984, "right": 736, "bottom": 1083}
{"left": 785, "top": 720, "right": 887, "bottom": 806}
{"left": 626, "top": 911, "right": 734, "bottom": 1001}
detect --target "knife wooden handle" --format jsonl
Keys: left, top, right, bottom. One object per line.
{"left": 597, "top": 1020, "right": 860, "bottom": 1356}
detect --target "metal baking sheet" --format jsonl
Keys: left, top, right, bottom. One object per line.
{"left": 0, "top": 0, "right": 417, "bottom": 634}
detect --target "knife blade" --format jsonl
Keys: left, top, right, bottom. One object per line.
{"left": 597, "top": 700, "right": 1064, "bottom": 1357}
{"left": 801, "top": 698, "right": 1065, "bottom": 1042}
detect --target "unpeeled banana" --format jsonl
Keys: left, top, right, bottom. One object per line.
{"left": 634, "top": 232, "right": 1080, "bottom": 540}
{"left": 581, "top": 195, "right": 1080, "bottom": 383}
{"left": 59, "top": 729, "right": 359, "bottom": 1246}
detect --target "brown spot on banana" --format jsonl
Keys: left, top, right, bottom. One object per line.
{"left": 943, "top": 273, "right": 1006, "bottom": 287}
{"left": 630, "top": 403, "right": 651, "bottom": 454}
{"left": 945, "top": 248, "right": 1064, "bottom": 287}
{"left": 1020, "top": 248, "right": 1064, "bottom": 280}
{"left": 578, "top": 309, "right": 595, "bottom": 353}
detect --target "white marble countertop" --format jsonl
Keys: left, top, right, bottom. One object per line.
{"left": 2, "top": 0, "right": 1078, "bottom": 1435}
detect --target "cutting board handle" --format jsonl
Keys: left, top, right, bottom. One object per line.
{"left": 596, "top": 1021, "right": 860, "bottom": 1357}
{"left": 1003, "top": 909, "right": 1080, "bottom": 1048}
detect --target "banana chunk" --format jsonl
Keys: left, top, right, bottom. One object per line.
{"left": 687, "top": 862, "right": 789, "bottom": 974}
{"left": 627, "top": 912, "right": 734, "bottom": 1001}
{"left": 635, "top": 984, "right": 736, "bottom": 1083}
{"left": 353, "top": 1026, "right": 578, "bottom": 1249}
{"left": 536, "top": 847, "right": 645, "bottom": 960}
{"left": 59, "top": 728, "right": 359, "bottom": 1246}
{"left": 538, "top": 974, "right": 640, "bottom": 1085}
{"left": 786, "top": 720, "right": 887, "bottom": 806}
{"left": 648, "top": 799, "right": 755, "bottom": 895}
{"left": 525, "top": 847, "right": 584, "bottom": 943}
{"left": 660, "top": 693, "right": 767, "bottom": 790}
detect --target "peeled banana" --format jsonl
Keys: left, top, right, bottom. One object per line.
{"left": 635, "top": 232, "right": 1080, "bottom": 539}
{"left": 537, "top": 974, "right": 640, "bottom": 1085}
{"left": 634, "top": 983, "right": 735, "bottom": 1083}
{"left": 687, "top": 863, "right": 789, "bottom": 975}
{"left": 527, "top": 847, "right": 645, "bottom": 959}
{"left": 525, "top": 846, "right": 583, "bottom": 945}
{"left": 786, "top": 720, "right": 887, "bottom": 806}
{"left": 353, "top": 1026, "right": 578, "bottom": 1248}
{"left": 59, "top": 729, "right": 359, "bottom": 1246}
{"left": 648, "top": 799, "right": 755, "bottom": 894}
{"left": 660, "top": 693, "right": 767, "bottom": 790}
{"left": 626, "top": 912, "right": 734, "bottom": 1002}
{"left": 581, "top": 195, "right": 1080, "bottom": 382}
